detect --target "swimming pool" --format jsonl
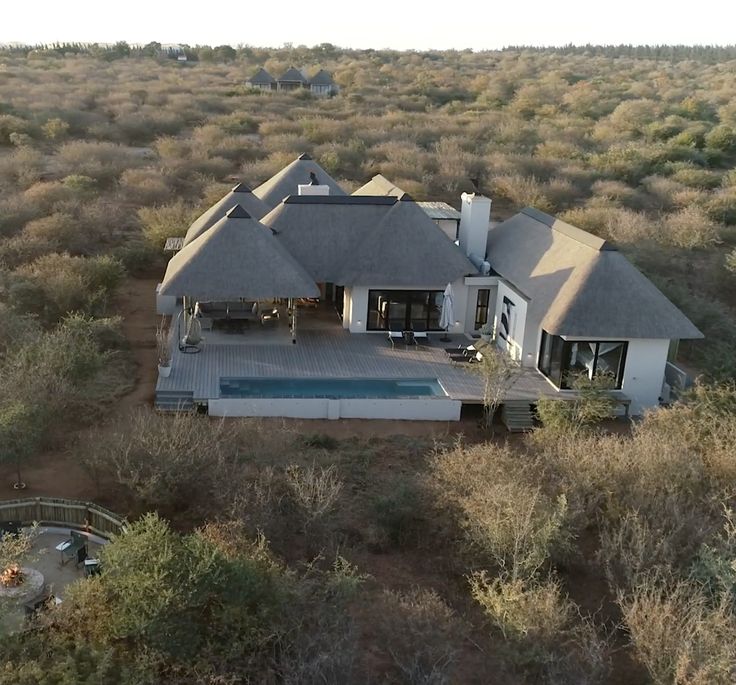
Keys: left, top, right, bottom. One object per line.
{"left": 219, "top": 377, "right": 447, "bottom": 399}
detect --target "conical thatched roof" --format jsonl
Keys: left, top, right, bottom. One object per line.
{"left": 352, "top": 173, "right": 406, "bottom": 197}
{"left": 159, "top": 205, "right": 319, "bottom": 300}
{"left": 487, "top": 208, "right": 703, "bottom": 339}
{"left": 309, "top": 69, "right": 334, "bottom": 86}
{"left": 252, "top": 154, "right": 346, "bottom": 208}
{"left": 337, "top": 196, "right": 475, "bottom": 286}
{"left": 260, "top": 195, "right": 474, "bottom": 286}
{"left": 278, "top": 66, "right": 308, "bottom": 83}
{"left": 183, "top": 183, "right": 271, "bottom": 247}
{"left": 248, "top": 67, "right": 276, "bottom": 85}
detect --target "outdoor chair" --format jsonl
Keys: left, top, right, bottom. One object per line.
{"left": 58, "top": 531, "right": 87, "bottom": 566}
{"left": 444, "top": 344, "right": 476, "bottom": 357}
{"left": 387, "top": 330, "right": 403, "bottom": 348}
{"left": 180, "top": 317, "right": 203, "bottom": 354}
{"left": 450, "top": 351, "right": 483, "bottom": 366}
{"left": 260, "top": 307, "right": 280, "bottom": 325}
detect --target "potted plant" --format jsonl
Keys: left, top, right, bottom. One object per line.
{"left": 156, "top": 317, "right": 172, "bottom": 377}
{"left": 479, "top": 321, "right": 494, "bottom": 342}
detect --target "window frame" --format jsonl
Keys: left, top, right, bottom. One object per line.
{"left": 538, "top": 330, "right": 628, "bottom": 390}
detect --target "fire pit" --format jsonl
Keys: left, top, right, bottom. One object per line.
{"left": 0, "top": 566, "right": 44, "bottom": 603}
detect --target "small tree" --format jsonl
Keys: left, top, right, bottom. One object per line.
{"left": 473, "top": 346, "right": 520, "bottom": 433}
{"left": 537, "top": 371, "right": 618, "bottom": 433}
{"left": 0, "top": 401, "right": 39, "bottom": 489}
{"left": 285, "top": 463, "right": 343, "bottom": 554}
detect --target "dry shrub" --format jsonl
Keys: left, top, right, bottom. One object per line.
{"left": 660, "top": 206, "right": 721, "bottom": 248}
{"left": 470, "top": 572, "right": 611, "bottom": 683}
{"left": 285, "top": 463, "right": 343, "bottom": 551}
{"left": 138, "top": 199, "right": 196, "bottom": 248}
{"left": 118, "top": 168, "right": 171, "bottom": 205}
{"left": 21, "top": 212, "right": 90, "bottom": 253}
{"left": 620, "top": 576, "right": 736, "bottom": 685}
{"left": 470, "top": 571, "right": 570, "bottom": 642}
{"left": 376, "top": 588, "right": 463, "bottom": 685}
{"left": 598, "top": 505, "right": 709, "bottom": 592}
{"left": 560, "top": 204, "right": 652, "bottom": 243}
{"left": 590, "top": 179, "right": 647, "bottom": 209}
{"left": 80, "top": 409, "right": 244, "bottom": 515}
{"left": 55, "top": 140, "right": 140, "bottom": 183}
{"left": 429, "top": 442, "right": 571, "bottom": 578}
{"left": 492, "top": 174, "right": 554, "bottom": 212}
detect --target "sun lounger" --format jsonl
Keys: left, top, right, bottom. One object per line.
{"left": 450, "top": 351, "right": 483, "bottom": 365}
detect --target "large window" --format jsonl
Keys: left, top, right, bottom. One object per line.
{"left": 538, "top": 330, "right": 627, "bottom": 389}
{"left": 474, "top": 289, "right": 490, "bottom": 330}
{"left": 367, "top": 290, "right": 444, "bottom": 331}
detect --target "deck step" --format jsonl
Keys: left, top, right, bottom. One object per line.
{"left": 501, "top": 401, "right": 536, "bottom": 433}
{"left": 155, "top": 390, "right": 195, "bottom": 412}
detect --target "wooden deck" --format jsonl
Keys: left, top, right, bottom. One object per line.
{"left": 156, "top": 326, "right": 558, "bottom": 404}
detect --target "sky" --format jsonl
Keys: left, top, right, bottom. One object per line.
{"left": 3, "top": 0, "right": 735, "bottom": 50}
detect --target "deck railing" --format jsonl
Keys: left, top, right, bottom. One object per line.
{"left": 0, "top": 497, "right": 125, "bottom": 539}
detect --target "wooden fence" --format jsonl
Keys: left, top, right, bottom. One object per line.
{"left": 0, "top": 497, "right": 125, "bottom": 539}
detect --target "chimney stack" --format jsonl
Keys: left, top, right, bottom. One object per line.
{"left": 458, "top": 192, "right": 491, "bottom": 260}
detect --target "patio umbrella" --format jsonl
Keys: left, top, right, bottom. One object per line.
{"left": 439, "top": 283, "right": 454, "bottom": 342}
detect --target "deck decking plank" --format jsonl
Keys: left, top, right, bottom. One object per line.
{"left": 157, "top": 329, "right": 556, "bottom": 404}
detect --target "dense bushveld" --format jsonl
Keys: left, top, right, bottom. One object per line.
{"left": 1, "top": 44, "right": 736, "bottom": 682}
{"left": 1, "top": 44, "right": 735, "bottom": 380}
{"left": 2, "top": 385, "right": 736, "bottom": 683}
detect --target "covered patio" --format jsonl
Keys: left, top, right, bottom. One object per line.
{"left": 158, "top": 203, "right": 321, "bottom": 349}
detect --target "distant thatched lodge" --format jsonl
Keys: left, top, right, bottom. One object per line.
{"left": 246, "top": 66, "right": 338, "bottom": 96}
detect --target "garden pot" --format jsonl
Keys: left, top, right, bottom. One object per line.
{"left": 158, "top": 363, "right": 172, "bottom": 378}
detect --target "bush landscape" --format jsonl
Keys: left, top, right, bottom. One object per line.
{"left": 0, "top": 43, "right": 735, "bottom": 683}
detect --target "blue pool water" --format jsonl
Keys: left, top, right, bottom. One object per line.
{"left": 219, "top": 377, "right": 447, "bottom": 399}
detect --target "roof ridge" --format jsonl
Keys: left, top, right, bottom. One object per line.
{"left": 283, "top": 195, "right": 398, "bottom": 206}
{"left": 521, "top": 207, "right": 615, "bottom": 252}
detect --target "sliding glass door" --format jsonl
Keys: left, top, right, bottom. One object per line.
{"left": 538, "top": 330, "right": 627, "bottom": 389}
{"left": 367, "top": 290, "right": 444, "bottom": 331}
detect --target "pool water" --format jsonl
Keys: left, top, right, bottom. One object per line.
{"left": 219, "top": 377, "right": 447, "bottom": 399}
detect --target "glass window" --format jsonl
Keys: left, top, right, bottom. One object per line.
{"left": 367, "top": 290, "right": 444, "bottom": 331}
{"left": 474, "top": 289, "right": 490, "bottom": 329}
{"left": 538, "top": 330, "right": 627, "bottom": 389}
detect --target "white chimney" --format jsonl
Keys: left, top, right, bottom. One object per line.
{"left": 298, "top": 184, "right": 330, "bottom": 196}
{"left": 458, "top": 192, "right": 491, "bottom": 261}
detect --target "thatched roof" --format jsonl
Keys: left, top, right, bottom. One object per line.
{"left": 278, "top": 67, "right": 308, "bottom": 83}
{"left": 248, "top": 68, "right": 275, "bottom": 85}
{"left": 159, "top": 205, "right": 319, "bottom": 300}
{"left": 338, "top": 196, "right": 475, "bottom": 286}
{"left": 309, "top": 69, "right": 334, "bottom": 86}
{"left": 260, "top": 195, "right": 475, "bottom": 286}
{"left": 487, "top": 208, "right": 703, "bottom": 340}
{"left": 183, "top": 183, "right": 271, "bottom": 247}
{"left": 352, "top": 174, "right": 406, "bottom": 197}
{"left": 252, "top": 154, "right": 346, "bottom": 209}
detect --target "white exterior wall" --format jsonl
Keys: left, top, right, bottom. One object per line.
{"left": 208, "top": 397, "right": 461, "bottom": 420}
{"left": 538, "top": 335, "right": 670, "bottom": 416}
{"left": 463, "top": 276, "right": 499, "bottom": 334}
{"left": 347, "top": 279, "right": 470, "bottom": 334}
{"left": 156, "top": 283, "right": 177, "bottom": 316}
{"left": 494, "top": 281, "right": 528, "bottom": 362}
{"left": 458, "top": 193, "right": 492, "bottom": 260}
{"left": 618, "top": 338, "right": 670, "bottom": 415}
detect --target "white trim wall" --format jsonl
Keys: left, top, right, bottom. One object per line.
{"left": 494, "top": 281, "right": 528, "bottom": 362}
{"left": 346, "top": 278, "right": 471, "bottom": 334}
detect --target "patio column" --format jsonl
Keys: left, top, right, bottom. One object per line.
{"left": 290, "top": 298, "right": 298, "bottom": 344}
